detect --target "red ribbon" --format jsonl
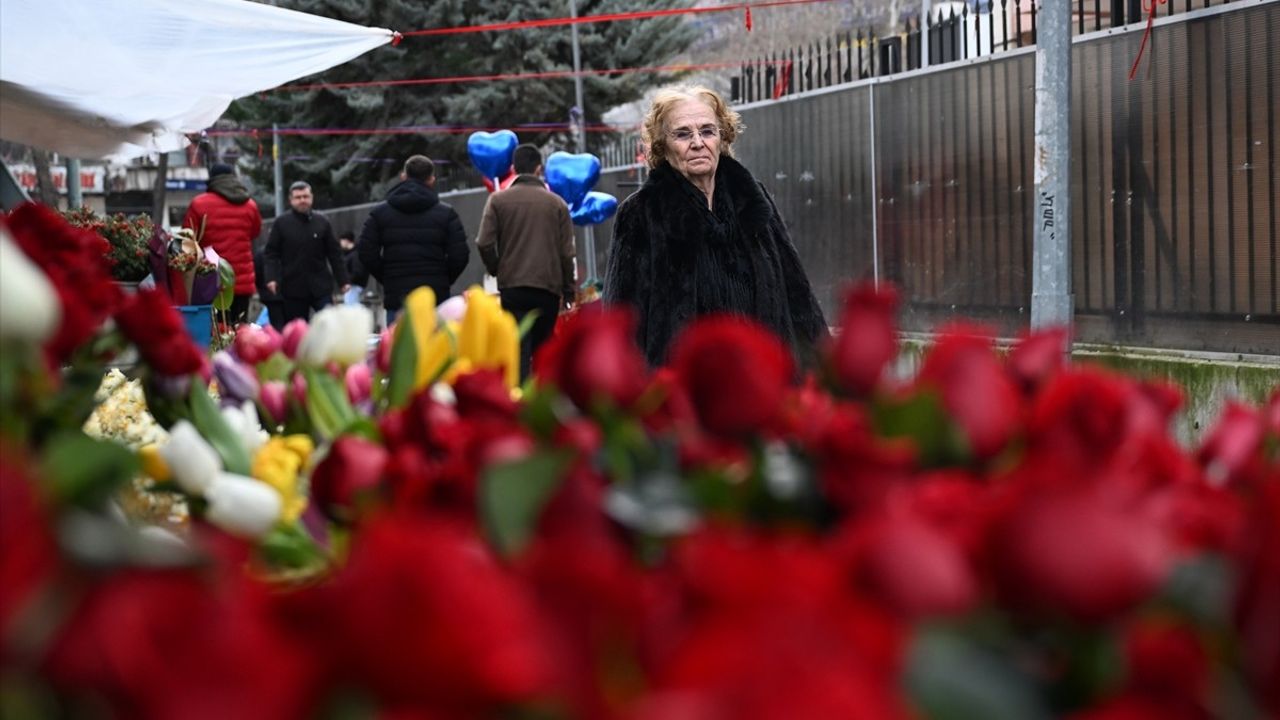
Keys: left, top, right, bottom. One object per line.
{"left": 1127, "top": 0, "right": 1168, "bottom": 80}
{"left": 398, "top": 0, "right": 829, "bottom": 38}
{"left": 391, "top": 31, "right": 403, "bottom": 47}
{"left": 745, "top": 7, "right": 753, "bottom": 32}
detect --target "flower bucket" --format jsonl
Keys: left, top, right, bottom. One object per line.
{"left": 177, "top": 304, "right": 213, "bottom": 349}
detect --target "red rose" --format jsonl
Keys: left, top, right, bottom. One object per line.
{"left": 114, "top": 288, "right": 205, "bottom": 377}
{"left": 670, "top": 316, "right": 793, "bottom": 438}
{"left": 1197, "top": 402, "right": 1265, "bottom": 488}
{"left": 1006, "top": 326, "right": 1068, "bottom": 394}
{"left": 857, "top": 513, "right": 978, "bottom": 618}
{"left": 1122, "top": 619, "right": 1209, "bottom": 704}
{"left": 454, "top": 368, "right": 519, "bottom": 423}
{"left": 989, "top": 488, "right": 1173, "bottom": 622}
{"left": 299, "top": 515, "right": 552, "bottom": 710}
{"left": 827, "top": 281, "right": 899, "bottom": 396}
{"left": 916, "top": 325, "right": 1022, "bottom": 460}
{"left": 41, "top": 570, "right": 317, "bottom": 720}
{"left": 1234, "top": 479, "right": 1280, "bottom": 717}
{"left": 310, "top": 435, "right": 389, "bottom": 523}
{"left": 535, "top": 305, "right": 649, "bottom": 413}
{"left": 0, "top": 445, "right": 60, "bottom": 645}
{"left": 5, "top": 203, "right": 123, "bottom": 365}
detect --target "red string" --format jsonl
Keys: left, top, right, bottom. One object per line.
{"left": 275, "top": 60, "right": 782, "bottom": 93}
{"left": 207, "top": 124, "right": 631, "bottom": 138}
{"left": 772, "top": 60, "right": 793, "bottom": 99}
{"left": 1127, "top": 0, "right": 1168, "bottom": 80}
{"left": 399, "top": 0, "right": 830, "bottom": 37}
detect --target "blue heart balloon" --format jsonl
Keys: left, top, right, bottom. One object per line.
{"left": 571, "top": 191, "right": 618, "bottom": 226}
{"left": 545, "top": 151, "right": 601, "bottom": 211}
{"left": 467, "top": 130, "right": 518, "bottom": 181}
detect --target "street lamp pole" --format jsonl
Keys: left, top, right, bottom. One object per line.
{"left": 569, "top": 0, "right": 596, "bottom": 285}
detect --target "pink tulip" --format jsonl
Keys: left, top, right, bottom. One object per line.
{"left": 259, "top": 381, "right": 287, "bottom": 426}
{"left": 290, "top": 372, "right": 308, "bottom": 411}
{"left": 281, "top": 318, "right": 308, "bottom": 360}
{"left": 375, "top": 327, "right": 394, "bottom": 374}
{"left": 345, "top": 363, "right": 372, "bottom": 405}
{"left": 233, "top": 324, "right": 282, "bottom": 365}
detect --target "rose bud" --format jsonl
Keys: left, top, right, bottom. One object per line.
{"left": 828, "top": 281, "right": 899, "bottom": 396}
{"left": 310, "top": 436, "right": 389, "bottom": 524}
{"left": 860, "top": 514, "right": 978, "bottom": 618}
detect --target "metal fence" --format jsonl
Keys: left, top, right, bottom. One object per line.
{"left": 712, "top": 0, "right": 1277, "bottom": 355}
{"left": 730, "top": 0, "right": 1253, "bottom": 102}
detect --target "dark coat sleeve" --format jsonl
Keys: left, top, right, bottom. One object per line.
{"left": 263, "top": 219, "right": 283, "bottom": 286}
{"left": 357, "top": 212, "right": 383, "bottom": 283}
{"left": 323, "top": 222, "right": 349, "bottom": 286}
{"left": 602, "top": 196, "right": 650, "bottom": 348}
{"left": 445, "top": 207, "right": 469, "bottom": 284}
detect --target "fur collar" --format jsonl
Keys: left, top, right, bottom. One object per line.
{"left": 644, "top": 155, "right": 774, "bottom": 229}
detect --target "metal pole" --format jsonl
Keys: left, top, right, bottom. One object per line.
{"left": 1031, "top": 0, "right": 1073, "bottom": 334}
{"left": 569, "top": 0, "right": 596, "bottom": 284}
{"left": 868, "top": 84, "right": 880, "bottom": 288}
{"left": 272, "top": 123, "right": 285, "bottom": 218}
{"left": 66, "top": 157, "right": 82, "bottom": 209}
{"left": 920, "top": 0, "right": 931, "bottom": 69}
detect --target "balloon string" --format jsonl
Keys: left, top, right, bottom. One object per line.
{"left": 1128, "top": 0, "right": 1168, "bottom": 81}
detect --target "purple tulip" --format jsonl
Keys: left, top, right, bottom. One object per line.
{"left": 281, "top": 318, "right": 308, "bottom": 360}
{"left": 212, "top": 351, "right": 259, "bottom": 405}
{"left": 259, "top": 380, "right": 287, "bottom": 426}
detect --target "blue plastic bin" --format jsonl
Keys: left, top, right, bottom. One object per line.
{"left": 177, "top": 304, "right": 213, "bottom": 349}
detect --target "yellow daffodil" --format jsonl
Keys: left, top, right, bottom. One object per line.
{"left": 138, "top": 443, "right": 171, "bottom": 483}
{"left": 251, "top": 434, "right": 314, "bottom": 524}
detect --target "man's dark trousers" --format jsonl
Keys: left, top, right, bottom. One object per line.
{"left": 500, "top": 286, "right": 560, "bottom": 382}
{"left": 282, "top": 295, "right": 330, "bottom": 324}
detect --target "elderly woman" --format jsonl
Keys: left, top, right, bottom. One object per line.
{"left": 603, "top": 85, "right": 827, "bottom": 367}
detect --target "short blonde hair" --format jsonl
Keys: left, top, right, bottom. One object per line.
{"left": 640, "top": 85, "right": 744, "bottom": 170}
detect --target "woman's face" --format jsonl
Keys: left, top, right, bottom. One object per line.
{"left": 664, "top": 99, "right": 721, "bottom": 182}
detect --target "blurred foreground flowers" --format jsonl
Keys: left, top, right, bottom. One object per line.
{"left": 2, "top": 204, "right": 1279, "bottom": 719}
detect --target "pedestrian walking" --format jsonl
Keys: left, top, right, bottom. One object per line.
{"left": 263, "top": 181, "right": 349, "bottom": 324}
{"left": 181, "top": 163, "right": 261, "bottom": 325}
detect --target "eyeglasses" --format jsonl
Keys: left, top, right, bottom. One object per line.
{"left": 669, "top": 126, "right": 719, "bottom": 143}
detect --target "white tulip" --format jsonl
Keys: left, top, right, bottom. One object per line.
{"left": 160, "top": 421, "right": 222, "bottom": 495}
{"left": 296, "top": 305, "right": 372, "bottom": 367}
{"left": 221, "top": 401, "right": 266, "bottom": 455}
{"left": 204, "top": 473, "right": 282, "bottom": 539}
{"left": 0, "top": 227, "right": 61, "bottom": 343}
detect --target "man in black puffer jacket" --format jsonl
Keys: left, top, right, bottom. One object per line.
{"left": 358, "top": 155, "right": 469, "bottom": 320}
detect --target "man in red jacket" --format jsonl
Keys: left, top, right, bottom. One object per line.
{"left": 182, "top": 163, "right": 262, "bottom": 324}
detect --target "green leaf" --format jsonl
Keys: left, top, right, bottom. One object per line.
{"left": 256, "top": 353, "right": 293, "bottom": 383}
{"left": 340, "top": 416, "right": 381, "bottom": 442}
{"left": 40, "top": 432, "right": 140, "bottom": 507}
{"left": 257, "top": 522, "right": 327, "bottom": 572}
{"left": 516, "top": 309, "right": 539, "bottom": 341}
{"left": 384, "top": 316, "right": 417, "bottom": 410}
{"left": 213, "top": 257, "right": 236, "bottom": 311}
{"left": 303, "top": 368, "right": 357, "bottom": 441}
{"left": 188, "top": 378, "right": 251, "bottom": 475}
{"left": 906, "top": 626, "right": 1052, "bottom": 720}
{"left": 871, "top": 389, "right": 968, "bottom": 467}
{"left": 480, "top": 449, "right": 572, "bottom": 558}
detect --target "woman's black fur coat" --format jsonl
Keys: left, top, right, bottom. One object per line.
{"left": 603, "top": 155, "right": 828, "bottom": 367}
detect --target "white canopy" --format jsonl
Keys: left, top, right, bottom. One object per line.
{"left": 0, "top": 0, "right": 393, "bottom": 160}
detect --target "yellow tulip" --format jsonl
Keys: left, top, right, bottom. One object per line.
{"left": 251, "top": 434, "right": 313, "bottom": 524}
{"left": 138, "top": 443, "right": 171, "bottom": 482}
{"left": 400, "top": 286, "right": 439, "bottom": 391}
{"left": 457, "top": 286, "right": 492, "bottom": 366}
{"left": 456, "top": 286, "right": 520, "bottom": 388}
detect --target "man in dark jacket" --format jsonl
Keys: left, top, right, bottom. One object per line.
{"left": 182, "top": 163, "right": 261, "bottom": 324}
{"left": 357, "top": 155, "right": 469, "bottom": 320}
{"left": 475, "top": 144, "right": 576, "bottom": 380}
{"left": 263, "top": 181, "right": 349, "bottom": 323}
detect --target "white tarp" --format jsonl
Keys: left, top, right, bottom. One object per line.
{"left": 0, "top": 0, "right": 393, "bottom": 160}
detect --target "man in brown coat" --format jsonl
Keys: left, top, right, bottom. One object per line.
{"left": 475, "top": 144, "right": 577, "bottom": 380}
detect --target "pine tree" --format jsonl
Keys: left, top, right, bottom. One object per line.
{"left": 227, "top": 0, "right": 696, "bottom": 207}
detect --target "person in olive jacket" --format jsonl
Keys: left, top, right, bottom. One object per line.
{"left": 263, "top": 181, "right": 349, "bottom": 324}
{"left": 357, "top": 155, "right": 469, "bottom": 321}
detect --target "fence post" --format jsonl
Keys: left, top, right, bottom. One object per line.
{"left": 868, "top": 82, "right": 881, "bottom": 288}
{"left": 1031, "top": 0, "right": 1074, "bottom": 334}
